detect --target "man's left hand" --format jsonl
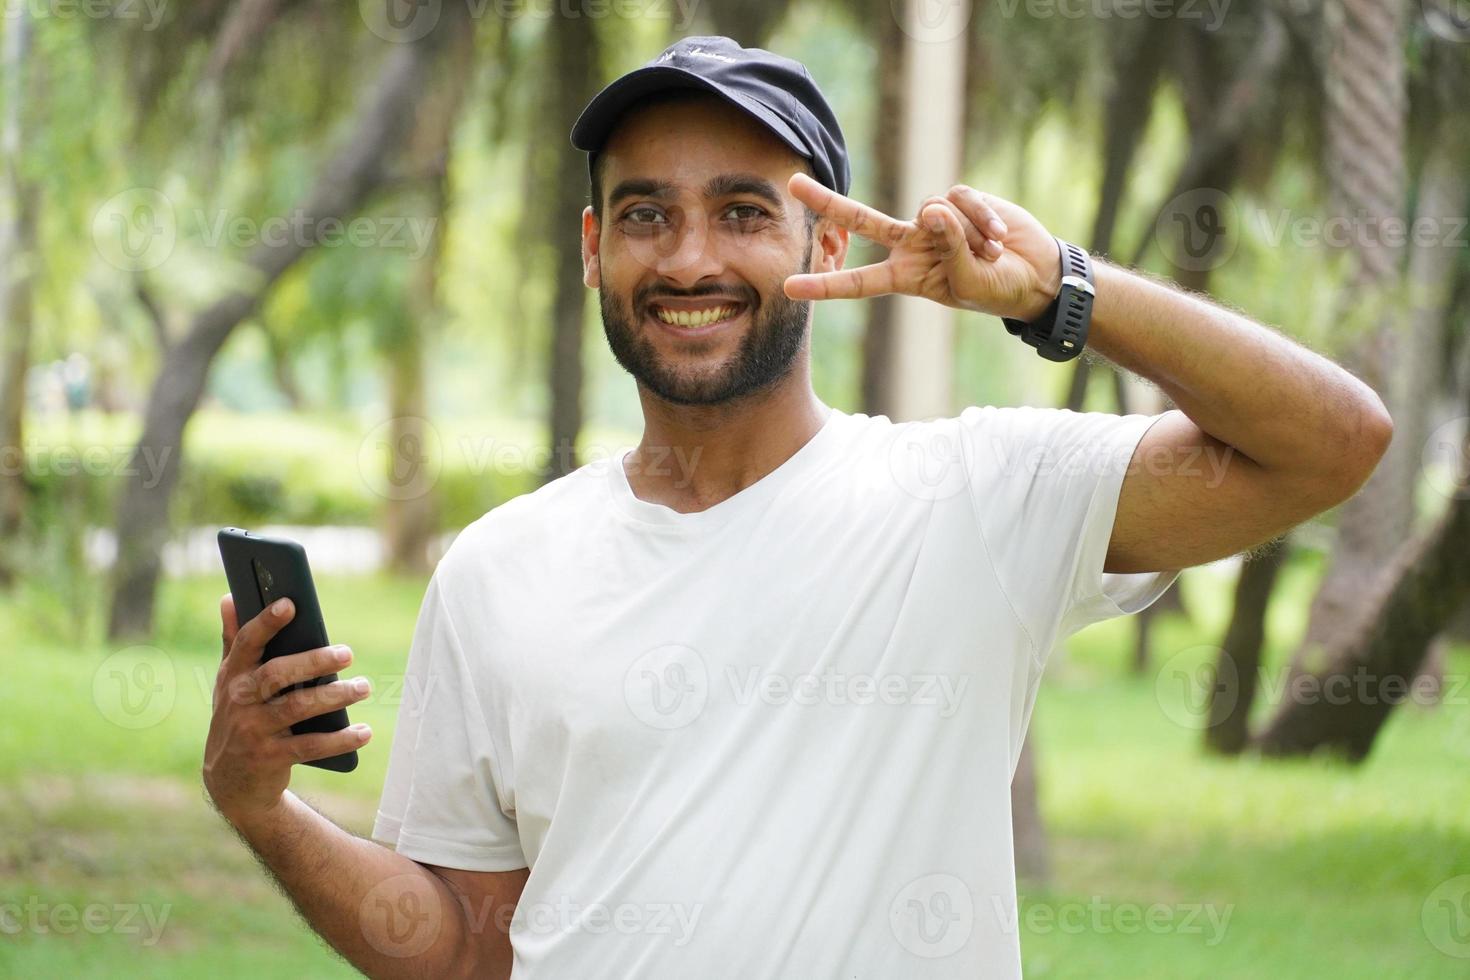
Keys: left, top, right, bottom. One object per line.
{"left": 783, "top": 172, "right": 1062, "bottom": 322}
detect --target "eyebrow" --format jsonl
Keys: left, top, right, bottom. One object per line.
{"left": 607, "top": 172, "right": 785, "bottom": 211}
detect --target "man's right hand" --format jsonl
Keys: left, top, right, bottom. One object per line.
{"left": 203, "top": 594, "right": 374, "bottom": 830}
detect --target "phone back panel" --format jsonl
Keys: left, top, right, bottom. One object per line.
{"left": 217, "top": 527, "right": 357, "bottom": 772}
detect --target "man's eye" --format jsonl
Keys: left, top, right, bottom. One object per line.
{"left": 727, "top": 204, "right": 766, "bottom": 222}
{"left": 625, "top": 207, "right": 666, "bottom": 225}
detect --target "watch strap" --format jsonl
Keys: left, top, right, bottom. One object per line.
{"left": 1003, "top": 237, "right": 1094, "bottom": 362}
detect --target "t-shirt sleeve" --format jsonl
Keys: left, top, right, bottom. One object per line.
{"left": 959, "top": 404, "right": 1181, "bottom": 658}
{"left": 370, "top": 564, "right": 528, "bottom": 872}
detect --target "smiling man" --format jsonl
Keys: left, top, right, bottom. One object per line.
{"left": 204, "top": 33, "right": 1392, "bottom": 980}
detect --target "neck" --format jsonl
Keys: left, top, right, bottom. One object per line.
{"left": 625, "top": 372, "right": 830, "bottom": 514}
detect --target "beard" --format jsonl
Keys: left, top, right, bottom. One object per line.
{"left": 598, "top": 236, "right": 814, "bottom": 407}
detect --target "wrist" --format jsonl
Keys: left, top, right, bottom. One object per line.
{"left": 1015, "top": 252, "right": 1063, "bottom": 322}
{"left": 217, "top": 791, "right": 292, "bottom": 840}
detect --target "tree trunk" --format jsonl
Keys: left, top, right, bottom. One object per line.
{"left": 542, "top": 11, "right": 600, "bottom": 483}
{"left": 106, "top": 23, "right": 456, "bottom": 641}
{"left": 1254, "top": 451, "right": 1470, "bottom": 758}
{"left": 260, "top": 318, "right": 304, "bottom": 410}
{"left": 860, "top": 0, "right": 904, "bottom": 417}
{"left": 707, "top": 0, "right": 793, "bottom": 44}
{"left": 1258, "top": 84, "right": 1469, "bottom": 756}
{"left": 1205, "top": 543, "right": 1288, "bottom": 753}
{"left": 382, "top": 27, "right": 474, "bottom": 574}
{"left": 0, "top": 10, "right": 35, "bottom": 587}
{"left": 1284, "top": 0, "right": 1409, "bottom": 669}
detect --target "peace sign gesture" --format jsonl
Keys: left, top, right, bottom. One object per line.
{"left": 782, "top": 172, "right": 1062, "bottom": 323}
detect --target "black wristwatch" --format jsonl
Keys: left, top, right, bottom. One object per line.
{"left": 1002, "top": 237, "right": 1094, "bottom": 362}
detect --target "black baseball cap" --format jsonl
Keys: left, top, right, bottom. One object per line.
{"left": 569, "top": 35, "right": 851, "bottom": 198}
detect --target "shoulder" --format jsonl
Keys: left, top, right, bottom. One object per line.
{"left": 436, "top": 457, "right": 610, "bottom": 578}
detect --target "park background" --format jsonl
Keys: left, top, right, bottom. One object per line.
{"left": 1, "top": 0, "right": 1468, "bottom": 976}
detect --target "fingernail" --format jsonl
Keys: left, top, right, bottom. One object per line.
{"left": 926, "top": 215, "right": 944, "bottom": 232}
{"left": 334, "top": 645, "right": 352, "bottom": 664}
{"left": 351, "top": 677, "right": 370, "bottom": 696}
{"left": 272, "top": 598, "right": 290, "bottom": 615}
{"left": 351, "top": 724, "right": 371, "bottom": 739}
{"left": 988, "top": 219, "right": 1007, "bottom": 237}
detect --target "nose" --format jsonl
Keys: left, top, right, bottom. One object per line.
{"left": 652, "top": 205, "right": 726, "bottom": 286}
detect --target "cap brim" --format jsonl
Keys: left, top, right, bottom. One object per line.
{"left": 570, "top": 65, "right": 810, "bottom": 164}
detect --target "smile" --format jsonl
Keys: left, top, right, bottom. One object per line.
{"left": 650, "top": 303, "right": 743, "bottom": 328}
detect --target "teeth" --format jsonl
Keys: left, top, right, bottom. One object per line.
{"left": 654, "top": 304, "right": 736, "bottom": 327}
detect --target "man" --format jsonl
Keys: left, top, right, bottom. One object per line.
{"left": 203, "top": 35, "right": 1391, "bottom": 980}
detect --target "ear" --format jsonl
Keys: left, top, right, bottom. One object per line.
{"left": 812, "top": 216, "right": 849, "bottom": 276}
{"left": 581, "top": 206, "right": 601, "bottom": 288}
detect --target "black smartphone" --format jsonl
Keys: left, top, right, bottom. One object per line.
{"left": 217, "top": 527, "right": 358, "bottom": 773}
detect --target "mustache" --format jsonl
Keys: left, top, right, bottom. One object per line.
{"left": 636, "top": 285, "right": 758, "bottom": 307}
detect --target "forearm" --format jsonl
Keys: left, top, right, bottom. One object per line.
{"left": 223, "top": 790, "right": 483, "bottom": 979}
{"left": 1084, "top": 260, "right": 1391, "bottom": 475}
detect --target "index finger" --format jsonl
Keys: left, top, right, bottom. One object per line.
{"left": 220, "top": 593, "right": 238, "bottom": 660}
{"left": 788, "top": 172, "right": 910, "bottom": 249}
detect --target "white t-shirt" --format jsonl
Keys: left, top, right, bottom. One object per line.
{"left": 372, "top": 404, "right": 1178, "bottom": 978}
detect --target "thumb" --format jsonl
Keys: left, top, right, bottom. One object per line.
{"left": 923, "top": 203, "right": 967, "bottom": 266}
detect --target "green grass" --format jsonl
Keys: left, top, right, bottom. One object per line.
{"left": 2, "top": 559, "right": 1467, "bottom": 977}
